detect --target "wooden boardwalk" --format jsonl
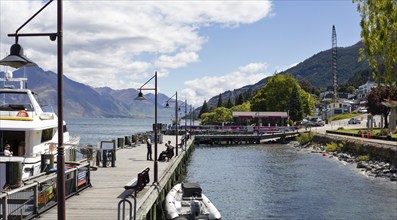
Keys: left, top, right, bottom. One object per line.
{"left": 39, "top": 135, "right": 190, "bottom": 220}
{"left": 194, "top": 131, "right": 299, "bottom": 145}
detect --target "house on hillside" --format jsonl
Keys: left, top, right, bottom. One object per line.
{"left": 356, "top": 81, "right": 377, "bottom": 101}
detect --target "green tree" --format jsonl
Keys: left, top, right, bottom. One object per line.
{"left": 217, "top": 94, "right": 223, "bottom": 107}
{"left": 200, "top": 107, "right": 232, "bottom": 125}
{"left": 230, "top": 102, "right": 251, "bottom": 112}
{"left": 288, "top": 86, "right": 304, "bottom": 121}
{"left": 235, "top": 94, "right": 244, "bottom": 106}
{"left": 225, "top": 98, "right": 234, "bottom": 108}
{"left": 199, "top": 100, "right": 209, "bottom": 118}
{"left": 353, "top": 0, "right": 397, "bottom": 86}
{"left": 251, "top": 74, "right": 314, "bottom": 116}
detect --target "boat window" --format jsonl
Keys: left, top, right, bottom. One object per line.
{"left": 0, "top": 92, "right": 33, "bottom": 111}
{"left": 41, "top": 128, "right": 54, "bottom": 143}
{"left": 0, "top": 130, "right": 25, "bottom": 156}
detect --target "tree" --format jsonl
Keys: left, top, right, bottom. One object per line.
{"left": 199, "top": 100, "right": 209, "bottom": 118}
{"left": 288, "top": 86, "right": 303, "bottom": 121}
{"left": 366, "top": 86, "right": 392, "bottom": 127}
{"left": 200, "top": 107, "right": 232, "bottom": 125}
{"left": 250, "top": 74, "right": 314, "bottom": 116}
{"left": 353, "top": 0, "right": 397, "bottom": 86}
{"left": 230, "top": 102, "right": 251, "bottom": 112}
{"left": 217, "top": 94, "right": 223, "bottom": 107}
{"left": 235, "top": 93, "right": 244, "bottom": 106}
{"left": 225, "top": 98, "right": 234, "bottom": 108}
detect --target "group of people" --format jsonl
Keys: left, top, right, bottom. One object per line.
{"left": 146, "top": 135, "right": 174, "bottom": 161}
{"left": 146, "top": 133, "right": 189, "bottom": 162}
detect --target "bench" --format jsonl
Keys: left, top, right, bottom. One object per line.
{"left": 124, "top": 167, "right": 150, "bottom": 197}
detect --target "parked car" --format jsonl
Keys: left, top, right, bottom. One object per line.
{"left": 306, "top": 118, "right": 325, "bottom": 127}
{"left": 348, "top": 118, "right": 361, "bottom": 124}
{"left": 358, "top": 107, "right": 367, "bottom": 113}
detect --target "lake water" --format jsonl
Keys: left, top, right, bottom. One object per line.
{"left": 67, "top": 118, "right": 397, "bottom": 220}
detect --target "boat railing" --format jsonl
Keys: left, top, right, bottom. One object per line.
{"left": 0, "top": 162, "right": 91, "bottom": 219}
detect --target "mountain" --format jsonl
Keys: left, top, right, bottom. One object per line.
{"left": 1, "top": 41, "right": 370, "bottom": 118}
{"left": 204, "top": 41, "right": 370, "bottom": 109}
{"left": 0, "top": 67, "right": 174, "bottom": 118}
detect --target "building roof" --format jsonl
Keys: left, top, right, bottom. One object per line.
{"left": 232, "top": 111, "right": 288, "bottom": 118}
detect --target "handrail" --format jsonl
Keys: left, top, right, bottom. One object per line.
{"left": 0, "top": 162, "right": 91, "bottom": 219}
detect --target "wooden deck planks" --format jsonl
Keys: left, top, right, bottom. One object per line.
{"left": 39, "top": 135, "right": 184, "bottom": 220}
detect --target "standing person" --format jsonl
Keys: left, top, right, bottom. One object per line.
{"left": 146, "top": 135, "right": 152, "bottom": 161}
{"left": 3, "top": 144, "right": 13, "bottom": 156}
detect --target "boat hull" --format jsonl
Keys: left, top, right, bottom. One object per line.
{"left": 165, "top": 183, "right": 221, "bottom": 220}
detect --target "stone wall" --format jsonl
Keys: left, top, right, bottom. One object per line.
{"left": 313, "top": 134, "right": 397, "bottom": 165}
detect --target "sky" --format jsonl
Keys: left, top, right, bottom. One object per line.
{"left": 0, "top": 0, "right": 362, "bottom": 107}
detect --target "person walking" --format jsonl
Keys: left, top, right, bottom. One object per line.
{"left": 146, "top": 135, "right": 152, "bottom": 160}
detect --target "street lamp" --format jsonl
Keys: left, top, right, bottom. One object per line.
{"left": 135, "top": 72, "right": 158, "bottom": 183}
{"left": 165, "top": 92, "right": 179, "bottom": 156}
{"left": 178, "top": 100, "right": 188, "bottom": 150}
{"left": 0, "top": 0, "right": 67, "bottom": 219}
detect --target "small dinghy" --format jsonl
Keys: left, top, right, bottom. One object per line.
{"left": 165, "top": 182, "right": 221, "bottom": 220}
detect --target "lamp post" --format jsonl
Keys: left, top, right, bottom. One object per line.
{"left": 178, "top": 100, "right": 188, "bottom": 150}
{"left": 135, "top": 72, "right": 158, "bottom": 183}
{"left": 0, "top": 1, "right": 66, "bottom": 219}
{"left": 165, "top": 92, "right": 179, "bottom": 156}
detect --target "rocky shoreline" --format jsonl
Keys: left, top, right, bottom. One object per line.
{"left": 290, "top": 141, "right": 397, "bottom": 182}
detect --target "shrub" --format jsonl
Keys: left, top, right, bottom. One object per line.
{"left": 296, "top": 132, "right": 313, "bottom": 145}
{"left": 324, "top": 142, "right": 345, "bottom": 152}
{"left": 324, "top": 142, "right": 338, "bottom": 152}
{"left": 357, "top": 154, "right": 370, "bottom": 162}
{"left": 337, "top": 127, "right": 344, "bottom": 130}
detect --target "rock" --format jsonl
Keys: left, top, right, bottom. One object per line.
{"left": 357, "top": 161, "right": 368, "bottom": 169}
{"left": 390, "top": 165, "right": 397, "bottom": 174}
{"left": 390, "top": 173, "right": 397, "bottom": 181}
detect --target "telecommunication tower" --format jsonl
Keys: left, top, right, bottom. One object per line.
{"left": 332, "top": 25, "right": 338, "bottom": 101}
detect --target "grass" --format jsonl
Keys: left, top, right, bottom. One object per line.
{"left": 330, "top": 128, "right": 397, "bottom": 138}
{"left": 328, "top": 112, "right": 363, "bottom": 121}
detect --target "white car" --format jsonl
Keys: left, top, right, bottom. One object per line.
{"left": 358, "top": 107, "right": 367, "bottom": 113}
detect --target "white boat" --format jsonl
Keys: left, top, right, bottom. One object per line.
{"left": 0, "top": 72, "right": 79, "bottom": 190}
{"left": 165, "top": 182, "right": 221, "bottom": 220}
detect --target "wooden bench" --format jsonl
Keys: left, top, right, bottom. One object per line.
{"left": 124, "top": 167, "right": 150, "bottom": 197}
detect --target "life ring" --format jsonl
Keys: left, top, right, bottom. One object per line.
{"left": 17, "top": 110, "right": 29, "bottom": 117}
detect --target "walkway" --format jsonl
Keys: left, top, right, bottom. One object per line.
{"left": 39, "top": 135, "right": 189, "bottom": 220}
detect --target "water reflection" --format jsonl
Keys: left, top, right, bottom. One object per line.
{"left": 185, "top": 144, "right": 397, "bottom": 220}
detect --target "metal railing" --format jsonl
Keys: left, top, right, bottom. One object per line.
{"left": 0, "top": 161, "right": 91, "bottom": 220}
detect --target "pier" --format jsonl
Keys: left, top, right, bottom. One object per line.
{"left": 38, "top": 135, "right": 194, "bottom": 220}
{"left": 194, "top": 131, "right": 299, "bottom": 145}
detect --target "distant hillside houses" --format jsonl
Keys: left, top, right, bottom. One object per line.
{"left": 318, "top": 81, "right": 377, "bottom": 119}
{"left": 356, "top": 81, "right": 377, "bottom": 101}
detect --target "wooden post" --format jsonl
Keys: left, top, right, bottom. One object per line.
{"left": 6, "top": 161, "right": 22, "bottom": 188}
{"left": 41, "top": 154, "right": 54, "bottom": 173}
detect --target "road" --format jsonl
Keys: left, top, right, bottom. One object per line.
{"left": 307, "top": 114, "right": 380, "bottom": 134}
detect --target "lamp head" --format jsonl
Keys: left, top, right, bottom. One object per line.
{"left": 165, "top": 102, "right": 170, "bottom": 108}
{"left": 0, "top": 43, "right": 37, "bottom": 68}
{"left": 135, "top": 91, "right": 146, "bottom": 101}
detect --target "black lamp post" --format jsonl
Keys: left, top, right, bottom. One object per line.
{"left": 135, "top": 72, "right": 158, "bottom": 183}
{"left": 0, "top": 0, "right": 66, "bottom": 219}
{"left": 165, "top": 92, "right": 179, "bottom": 156}
{"left": 178, "top": 100, "right": 188, "bottom": 150}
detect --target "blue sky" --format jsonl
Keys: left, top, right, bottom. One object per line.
{"left": 0, "top": 1, "right": 362, "bottom": 106}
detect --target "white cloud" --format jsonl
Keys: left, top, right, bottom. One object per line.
{"left": 181, "top": 62, "right": 271, "bottom": 106}
{"left": 0, "top": 1, "right": 272, "bottom": 90}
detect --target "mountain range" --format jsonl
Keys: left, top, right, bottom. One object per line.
{"left": 0, "top": 41, "right": 369, "bottom": 118}
{"left": 206, "top": 41, "right": 369, "bottom": 107}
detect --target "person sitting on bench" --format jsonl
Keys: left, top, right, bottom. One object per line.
{"left": 158, "top": 140, "right": 174, "bottom": 162}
